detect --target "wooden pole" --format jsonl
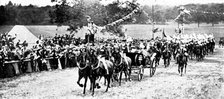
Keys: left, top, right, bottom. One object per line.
{"left": 152, "top": 0, "right": 156, "bottom": 40}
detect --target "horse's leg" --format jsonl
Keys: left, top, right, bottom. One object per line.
{"left": 89, "top": 78, "right": 92, "bottom": 91}
{"left": 181, "top": 66, "right": 183, "bottom": 76}
{"left": 96, "top": 77, "right": 101, "bottom": 89}
{"left": 113, "top": 73, "right": 119, "bottom": 82}
{"left": 124, "top": 70, "right": 128, "bottom": 82}
{"left": 168, "top": 58, "right": 170, "bottom": 66}
{"left": 156, "top": 59, "right": 158, "bottom": 66}
{"left": 105, "top": 76, "right": 110, "bottom": 92}
{"left": 83, "top": 76, "right": 88, "bottom": 94}
{"left": 119, "top": 71, "right": 122, "bottom": 86}
{"left": 173, "top": 54, "right": 176, "bottom": 60}
{"left": 77, "top": 71, "right": 84, "bottom": 87}
{"left": 104, "top": 77, "right": 107, "bottom": 86}
{"left": 128, "top": 67, "right": 132, "bottom": 81}
{"left": 178, "top": 65, "right": 180, "bottom": 74}
{"left": 185, "top": 64, "right": 187, "bottom": 74}
{"left": 92, "top": 78, "right": 95, "bottom": 96}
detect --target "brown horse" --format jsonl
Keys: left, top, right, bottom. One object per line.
{"left": 112, "top": 50, "right": 132, "bottom": 86}
{"left": 162, "top": 45, "right": 171, "bottom": 68}
{"left": 176, "top": 50, "right": 188, "bottom": 76}
{"left": 89, "top": 54, "right": 114, "bottom": 96}
{"left": 76, "top": 48, "right": 92, "bottom": 94}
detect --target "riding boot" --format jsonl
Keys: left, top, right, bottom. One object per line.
{"left": 175, "top": 54, "right": 180, "bottom": 64}
{"left": 100, "top": 58, "right": 109, "bottom": 75}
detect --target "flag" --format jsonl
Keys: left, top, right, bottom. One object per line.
{"left": 175, "top": 28, "right": 182, "bottom": 34}
{"left": 152, "top": 27, "right": 162, "bottom": 33}
{"left": 175, "top": 6, "right": 191, "bottom": 23}
{"left": 51, "top": 0, "right": 57, "bottom": 2}
{"left": 183, "top": 9, "right": 191, "bottom": 16}
{"left": 162, "top": 29, "right": 166, "bottom": 38}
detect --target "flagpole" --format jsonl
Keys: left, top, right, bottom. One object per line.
{"left": 152, "top": 0, "right": 156, "bottom": 40}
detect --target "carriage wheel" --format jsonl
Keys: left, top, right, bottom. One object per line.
{"left": 138, "top": 65, "right": 144, "bottom": 81}
{"left": 150, "top": 58, "right": 157, "bottom": 77}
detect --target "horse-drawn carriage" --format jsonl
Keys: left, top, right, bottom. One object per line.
{"left": 125, "top": 49, "right": 157, "bottom": 81}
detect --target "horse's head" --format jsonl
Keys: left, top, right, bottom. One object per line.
{"left": 111, "top": 51, "right": 122, "bottom": 66}
{"left": 76, "top": 50, "right": 89, "bottom": 68}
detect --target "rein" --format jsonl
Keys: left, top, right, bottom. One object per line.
{"left": 77, "top": 61, "right": 89, "bottom": 70}
{"left": 117, "top": 53, "right": 123, "bottom": 66}
{"left": 91, "top": 58, "right": 100, "bottom": 70}
{"left": 76, "top": 53, "right": 89, "bottom": 70}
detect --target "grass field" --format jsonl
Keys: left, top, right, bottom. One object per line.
{"left": 123, "top": 23, "right": 224, "bottom": 40}
{"left": 1, "top": 23, "right": 224, "bottom": 41}
{"left": 26, "top": 25, "right": 115, "bottom": 39}
{"left": 26, "top": 25, "right": 70, "bottom": 38}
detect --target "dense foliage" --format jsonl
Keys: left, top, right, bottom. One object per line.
{"left": 0, "top": 1, "right": 224, "bottom": 28}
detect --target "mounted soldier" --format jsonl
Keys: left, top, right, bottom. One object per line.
{"left": 176, "top": 43, "right": 189, "bottom": 64}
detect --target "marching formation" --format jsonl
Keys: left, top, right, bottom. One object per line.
{"left": 0, "top": 31, "right": 215, "bottom": 95}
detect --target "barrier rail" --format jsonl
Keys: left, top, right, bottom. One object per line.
{"left": 0, "top": 57, "right": 76, "bottom": 78}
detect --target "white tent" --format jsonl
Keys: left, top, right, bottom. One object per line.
{"left": 8, "top": 25, "right": 40, "bottom": 48}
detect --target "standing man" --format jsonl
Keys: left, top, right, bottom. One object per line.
{"left": 87, "top": 21, "right": 97, "bottom": 44}
{"left": 86, "top": 15, "right": 98, "bottom": 45}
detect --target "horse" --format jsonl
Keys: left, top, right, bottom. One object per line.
{"left": 76, "top": 48, "right": 92, "bottom": 94}
{"left": 112, "top": 50, "right": 132, "bottom": 86}
{"left": 209, "top": 39, "right": 215, "bottom": 54}
{"left": 219, "top": 39, "right": 224, "bottom": 48}
{"left": 194, "top": 44, "right": 204, "bottom": 61}
{"left": 176, "top": 49, "right": 188, "bottom": 76}
{"left": 89, "top": 52, "right": 114, "bottom": 96}
{"left": 162, "top": 48, "right": 171, "bottom": 68}
{"left": 170, "top": 43, "right": 179, "bottom": 60}
{"left": 154, "top": 41, "right": 162, "bottom": 66}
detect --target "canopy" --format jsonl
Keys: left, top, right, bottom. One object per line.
{"left": 8, "top": 25, "right": 40, "bottom": 48}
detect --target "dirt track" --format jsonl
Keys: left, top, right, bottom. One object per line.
{"left": 1, "top": 47, "right": 224, "bottom": 99}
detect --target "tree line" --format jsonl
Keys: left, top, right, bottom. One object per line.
{"left": 0, "top": 1, "right": 224, "bottom": 28}
{"left": 185, "top": 3, "right": 224, "bottom": 27}
{"left": 0, "top": 1, "right": 52, "bottom": 25}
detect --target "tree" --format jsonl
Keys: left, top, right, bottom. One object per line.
{"left": 84, "top": 1, "right": 108, "bottom": 26}
{"left": 190, "top": 11, "right": 205, "bottom": 27}
{"left": 7, "top": 1, "right": 13, "bottom": 6}
{"left": 205, "top": 12, "right": 219, "bottom": 26}
{"left": 4, "top": 3, "right": 17, "bottom": 25}
{"left": 0, "top": 6, "right": 6, "bottom": 25}
{"left": 16, "top": 7, "right": 46, "bottom": 25}
{"left": 50, "top": 0, "right": 86, "bottom": 33}
{"left": 185, "top": 3, "right": 224, "bottom": 26}
{"left": 164, "top": 6, "right": 179, "bottom": 21}
{"left": 54, "top": 1, "right": 70, "bottom": 25}
{"left": 132, "top": 11, "right": 149, "bottom": 24}
{"left": 50, "top": 0, "right": 140, "bottom": 35}
{"left": 102, "top": 0, "right": 140, "bottom": 35}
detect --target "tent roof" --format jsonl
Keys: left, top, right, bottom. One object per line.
{"left": 8, "top": 25, "right": 40, "bottom": 48}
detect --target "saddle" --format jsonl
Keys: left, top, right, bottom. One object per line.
{"left": 120, "top": 53, "right": 129, "bottom": 66}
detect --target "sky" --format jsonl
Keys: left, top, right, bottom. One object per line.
{"left": 0, "top": 0, "right": 224, "bottom": 6}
